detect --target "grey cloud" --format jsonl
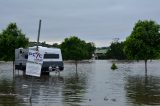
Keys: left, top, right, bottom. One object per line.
{"left": 0, "top": 0, "right": 160, "bottom": 47}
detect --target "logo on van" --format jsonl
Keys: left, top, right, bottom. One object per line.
{"left": 29, "top": 52, "right": 42, "bottom": 59}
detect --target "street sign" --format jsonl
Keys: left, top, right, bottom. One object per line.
{"left": 26, "top": 50, "right": 44, "bottom": 77}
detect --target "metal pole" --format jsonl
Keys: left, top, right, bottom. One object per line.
{"left": 37, "top": 19, "right": 42, "bottom": 51}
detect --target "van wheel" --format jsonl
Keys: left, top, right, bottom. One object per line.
{"left": 41, "top": 72, "right": 49, "bottom": 75}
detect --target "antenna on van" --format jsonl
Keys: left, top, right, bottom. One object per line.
{"left": 36, "top": 19, "right": 42, "bottom": 51}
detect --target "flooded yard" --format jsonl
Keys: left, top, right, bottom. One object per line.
{"left": 0, "top": 60, "right": 160, "bottom": 106}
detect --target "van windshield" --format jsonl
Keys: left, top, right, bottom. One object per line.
{"left": 44, "top": 54, "right": 59, "bottom": 59}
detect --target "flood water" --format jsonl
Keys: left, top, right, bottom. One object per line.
{"left": 0, "top": 60, "right": 160, "bottom": 106}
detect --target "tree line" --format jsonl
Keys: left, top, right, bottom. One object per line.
{"left": 0, "top": 20, "right": 160, "bottom": 74}
{"left": 105, "top": 41, "right": 127, "bottom": 60}
{"left": 0, "top": 23, "right": 95, "bottom": 63}
{"left": 105, "top": 20, "right": 160, "bottom": 74}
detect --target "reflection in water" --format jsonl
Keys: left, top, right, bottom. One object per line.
{"left": 13, "top": 73, "right": 87, "bottom": 105}
{"left": 0, "top": 79, "right": 21, "bottom": 106}
{"left": 0, "top": 62, "right": 91, "bottom": 106}
{"left": 125, "top": 75, "right": 160, "bottom": 105}
{"left": 14, "top": 75, "right": 64, "bottom": 105}
{"left": 1, "top": 60, "right": 160, "bottom": 106}
{"left": 62, "top": 73, "right": 87, "bottom": 105}
{"left": 0, "top": 74, "right": 65, "bottom": 106}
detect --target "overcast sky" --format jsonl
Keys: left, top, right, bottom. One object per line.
{"left": 0, "top": 0, "right": 160, "bottom": 47}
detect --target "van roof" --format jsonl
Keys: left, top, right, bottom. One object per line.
{"left": 29, "top": 46, "right": 61, "bottom": 53}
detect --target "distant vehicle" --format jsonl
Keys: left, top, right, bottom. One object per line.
{"left": 15, "top": 46, "right": 64, "bottom": 74}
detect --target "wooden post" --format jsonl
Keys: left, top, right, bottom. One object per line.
{"left": 13, "top": 61, "right": 15, "bottom": 78}
{"left": 145, "top": 60, "right": 147, "bottom": 75}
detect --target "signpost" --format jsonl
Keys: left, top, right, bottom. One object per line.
{"left": 26, "top": 19, "right": 42, "bottom": 103}
{"left": 26, "top": 19, "right": 43, "bottom": 77}
{"left": 26, "top": 49, "right": 44, "bottom": 102}
{"left": 26, "top": 49, "right": 44, "bottom": 77}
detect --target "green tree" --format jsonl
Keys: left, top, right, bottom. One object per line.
{"left": 41, "top": 41, "right": 46, "bottom": 47}
{"left": 0, "top": 23, "right": 29, "bottom": 66}
{"left": 106, "top": 41, "right": 127, "bottom": 60}
{"left": 52, "top": 43, "right": 60, "bottom": 48}
{"left": 60, "top": 36, "right": 95, "bottom": 72}
{"left": 124, "top": 20, "right": 160, "bottom": 74}
{"left": 85, "top": 42, "right": 96, "bottom": 59}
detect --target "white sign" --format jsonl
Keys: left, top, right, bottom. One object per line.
{"left": 26, "top": 50, "right": 44, "bottom": 77}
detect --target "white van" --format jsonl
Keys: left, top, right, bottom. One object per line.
{"left": 15, "top": 46, "right": 64, "bottom": 73}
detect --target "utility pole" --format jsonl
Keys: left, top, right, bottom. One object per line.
{"left": 36, "top": 19, "right": 42, "bottom": 51}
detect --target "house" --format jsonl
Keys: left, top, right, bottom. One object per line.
{"left": 94, "top": 47, "right": 108, "bottom": 59}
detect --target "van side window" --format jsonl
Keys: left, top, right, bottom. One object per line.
{"left": 44, "top": 54, "right": 59, "bottom": 59}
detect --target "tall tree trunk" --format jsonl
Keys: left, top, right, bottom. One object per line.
{"left": 145, "top": 60, "right": 147, "bottom": 75}
{"left": 145, "top": 73, "right": 148, "bottom": 85}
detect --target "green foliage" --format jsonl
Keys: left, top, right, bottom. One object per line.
{"left": 60, "top": 36, "right": 95, "bottom": 61}
{"left": 124, "top": 20, "right": 160, "bottom": 60}
{"left": 124, "top": 20, "right": 160, "bottom": 73}
{"left": 106, "top": 42, "right": 127, "bottom": 60}
{"left": 0, "top": 23, "right": 29, "bottom": 61}
{"left": 28, "top": 41, "right": 36, "bottom": 47}
{"left": 97, "top": 54, "right": 107, "bottom": 59}
{"left": 111, "top": 63, "right": 118, "bottom": 70}
{"left": 52, "top": 43, "right": 60, "bottom": 48}
{"left": 85, "top": 42, "right": 96, "bottom": 59}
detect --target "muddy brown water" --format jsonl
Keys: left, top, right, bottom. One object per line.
{"left": 0, "top": 60, "right": 160, "bottom": 106}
